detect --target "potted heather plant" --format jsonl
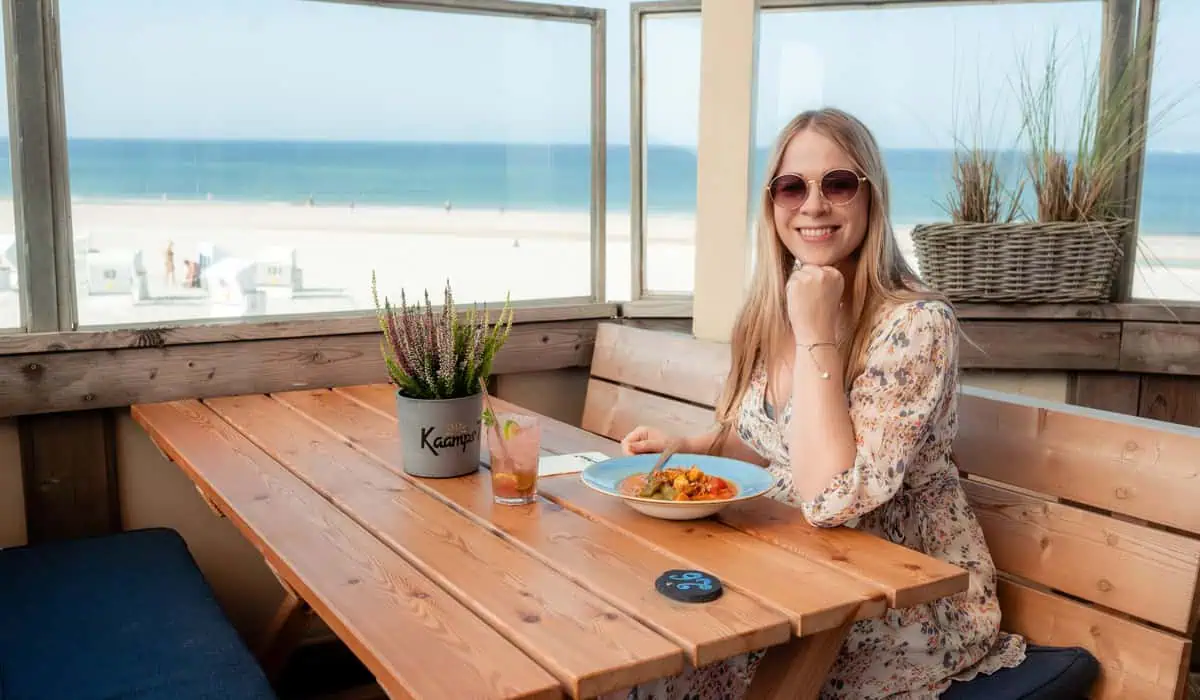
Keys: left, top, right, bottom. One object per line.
{"left": 372, "top": 272, "right": 513, "bottom": 478}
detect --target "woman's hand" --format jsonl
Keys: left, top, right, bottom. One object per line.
{"left": 620, "top": 425, "right": 675, "bottom": 455}
{"left": 786, "top": 263, "right": 844, "bottom": 345}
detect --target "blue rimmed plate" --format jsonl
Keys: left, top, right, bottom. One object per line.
{"left": 581, "top": 453, "right": 774, "bottom": 520}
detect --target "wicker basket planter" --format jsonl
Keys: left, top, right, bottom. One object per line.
{"left": 910, "top": 219, "right": 1132, "bottom": 303}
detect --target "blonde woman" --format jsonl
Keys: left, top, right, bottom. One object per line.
{"left": 618, "top": 109, "right": 1096, "bottom": 699}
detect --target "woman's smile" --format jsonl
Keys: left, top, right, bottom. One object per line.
{"left": 795, "top": 225, "right": 841, "bottom": 243}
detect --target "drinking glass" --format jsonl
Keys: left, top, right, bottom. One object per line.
{"left": 488, "top": 413, "right": 541, "bottom": 505}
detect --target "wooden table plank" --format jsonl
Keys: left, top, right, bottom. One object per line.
{"left": 537, "top": 478, "right": 887, "bottom": 635}
{"left": 422, "top": 474, "right": 793, "bottom": 665}
{"left": 205, "top": 393, "right": 684, "bottom": 699}
{"left": 279, "top": 388, "right": 794, "bottom": 667}
{"left": 130, "top": 400, "right": 562, "bottom": 700}
{"left": 717, "top": 501, "right": 969, "bottom": 609}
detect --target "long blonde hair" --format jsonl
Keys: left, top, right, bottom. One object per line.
{"left": 710, "top": 108, "right": 944, "bottom": 450}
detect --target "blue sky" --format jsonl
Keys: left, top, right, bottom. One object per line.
{"left": 42, "top": 0, "right": 1200, "bottom": 151}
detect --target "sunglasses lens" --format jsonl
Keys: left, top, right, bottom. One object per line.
{"left": 821, "top": 170, "right": 861, "bottom": 205}
{"left": 769, "top": 175, "right": 808, "bottom": 208}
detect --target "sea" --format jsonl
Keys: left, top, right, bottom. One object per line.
{"left": 0, "top": 139, "right": 1195, "bottom": 234}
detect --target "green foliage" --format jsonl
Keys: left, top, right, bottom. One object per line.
{"left": 480, "top": 406, "right": 520, "bottom": 439}
{"left": 945, "top": 148, "right": 1025, "bottom": 224}
{"left": 1013, "top": 29, "right": 1169, "bottom": 222}
{"left": 940, "top": 29, "right": 1182, "bottom": 226}
{"left": 371, "top": 272, "right": 513, "bottom": 400}
{"left": 942, "top": 62, "right": 1026, "bottom": 224}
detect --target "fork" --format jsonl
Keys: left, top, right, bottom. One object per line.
{"left": 639, "top": 440, "right": 680, "bottom": 498}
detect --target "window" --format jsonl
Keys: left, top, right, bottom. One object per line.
{"left": 637, "top": 10, "right": 701, "bottom": 297}
{"left": 59, "top": 0, "right": 600, "bottom": 327}
{"left": 1132, "top": 0, "right": 1200, "bottom": 302}
{"left": 553, "top": 0, "right": 633, "bottom": 302}
{"left": 753, "top": 2, "right": 1102, "bottom": 277}
{"left": 0, "top": 62, "right": 15, "bottom": 330}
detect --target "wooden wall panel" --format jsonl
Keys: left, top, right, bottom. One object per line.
{"left": 0, "top": 420, "right": 27, "bottom": 547}
{"left": 958, "top": 321, "right": 1122, "bottom": 370}
{"left": 0, "top": 303, "right": 617, "bottom": 356}
{"left": 953, "top": 303, "right": 1200, "bottom": 323}
{"left": 19, "top": 409, "right": 118, "bottom": 543}
{"left": 1069, "top": 372, "right": 1142, "bottom": 416}
{"left": 1139, "top": 376, "right": 1200, "bottom": 429}
{"left": 1121, "top": 322, "right": 1200, "bottom": 375}
{"left": 0, "top": 320, "right": 597, "bottom": 418}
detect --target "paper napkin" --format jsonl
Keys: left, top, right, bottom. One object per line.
{"left": 538, "top": 451, "right": 612, "bottom": 476}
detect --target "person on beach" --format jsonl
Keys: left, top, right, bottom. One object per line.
{"left": 615, "top": 108, "right": 1033, "bottom": 699}
{"left": 183, "top": 259, "right": 198, "bottom": 289}
{"left": 164, "top": 240, "right": 176, "bottom": 287}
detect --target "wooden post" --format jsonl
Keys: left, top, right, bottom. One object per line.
{"left": 3, "top": 0, "right": 76, "bottom": 331}
{"left": 1106, "top": 0, "right": 1155, "bottom": 300}
{"left": 691, "top": 0, "right": 758, "bottom": 342}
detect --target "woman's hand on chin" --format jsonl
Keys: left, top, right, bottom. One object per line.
{"left": 786, "top": 261, "right": 844, "bottom": 345}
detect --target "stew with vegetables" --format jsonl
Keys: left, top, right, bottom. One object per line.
{"left": 619, "top": 465, "right": 737, "bottom": 501}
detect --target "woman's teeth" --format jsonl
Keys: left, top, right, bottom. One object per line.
{"left": 797, "top": 226, "right": 838, "bottom": 242}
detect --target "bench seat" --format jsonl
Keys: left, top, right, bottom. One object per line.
{"left": 0, "top": 527, "right": 277, "bottom": 700}
{"left": 941, "top": 645, "right": 1100, "bottom": 699}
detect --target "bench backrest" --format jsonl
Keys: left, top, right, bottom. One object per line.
{"left": 583, "top": 322, "right": 1200, "bottom": 700}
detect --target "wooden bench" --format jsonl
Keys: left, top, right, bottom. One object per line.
{"left": 580, "top": 321, "right": 1200, "bottom": 700}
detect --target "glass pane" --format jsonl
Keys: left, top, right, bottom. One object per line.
{"left": 1133, "top": 0, "right": 1200, "bottom": 302}
{"left": 754, "top": 2, "right": 1102, "bottom": 278}
{"left": 546, "top": 0, "right": 634, "bottom": 301}
{"left": 0, "top": 51, "right": 15, "bottom": 330}
{"left": 642, "top": 13, "right": 701, "bottom": 295}
{"left": 59, "top": 0, "right": 593, "bottom": 326}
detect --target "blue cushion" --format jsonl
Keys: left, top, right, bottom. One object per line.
{"left": 941, "top": 644, "right": 1100, "bottom": 699}
{"left": 0, "top": 528, "right": 276, "bottom": 700}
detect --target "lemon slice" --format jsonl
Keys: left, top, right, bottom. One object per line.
{"left": 492, "top": 472, "right": 517, "bottom": 491}
{"left": 514, "top": 470, "right": 537, "bottom": 492}
{"left": 502, "top": 418, "right": 521, "bottom": 440}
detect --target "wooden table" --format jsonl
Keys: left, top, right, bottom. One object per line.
{"left": 132, "top": 384, "right": 968, "bottom": 700}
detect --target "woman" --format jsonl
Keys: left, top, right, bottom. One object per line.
{"left": 618, "top": 108, "right": 1027, "bottom": 698}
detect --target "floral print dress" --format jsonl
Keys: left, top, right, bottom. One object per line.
{"left": 609, "top": 299, "right": 1026, "bottom": 700}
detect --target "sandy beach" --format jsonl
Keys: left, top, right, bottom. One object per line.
{"left": 0, "top": 200, "right": 697, "bottom": 327}
{"left": 0, "top": 199, "right": 1196, "bottom": 328}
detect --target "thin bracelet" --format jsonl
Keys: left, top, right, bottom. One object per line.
{"left": 797, "top": 341, "right": 837, "bottom": 380}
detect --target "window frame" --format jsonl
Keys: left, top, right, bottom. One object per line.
{"left": 629, "top": 0, "right": 698, "bottom": 306}
{"left": 2, "top": 0, "right": 609, "bottom": 336}
{"left": 1120, "top": 0, "right": 1162, "bottom": 302}
{"left": 4, "top": 0, "right": 74, "bottom": 333}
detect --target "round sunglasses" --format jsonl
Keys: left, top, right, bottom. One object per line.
{"left": 767, "top": 169, "right": 868, "bottom": 209}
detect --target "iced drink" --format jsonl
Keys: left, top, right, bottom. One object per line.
{"left": 487, "top": 412, "right": 541, "bottom": 505}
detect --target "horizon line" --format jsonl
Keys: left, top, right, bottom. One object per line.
{"left": 36, "top": 136, "right": 1200, "bottom": 155}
